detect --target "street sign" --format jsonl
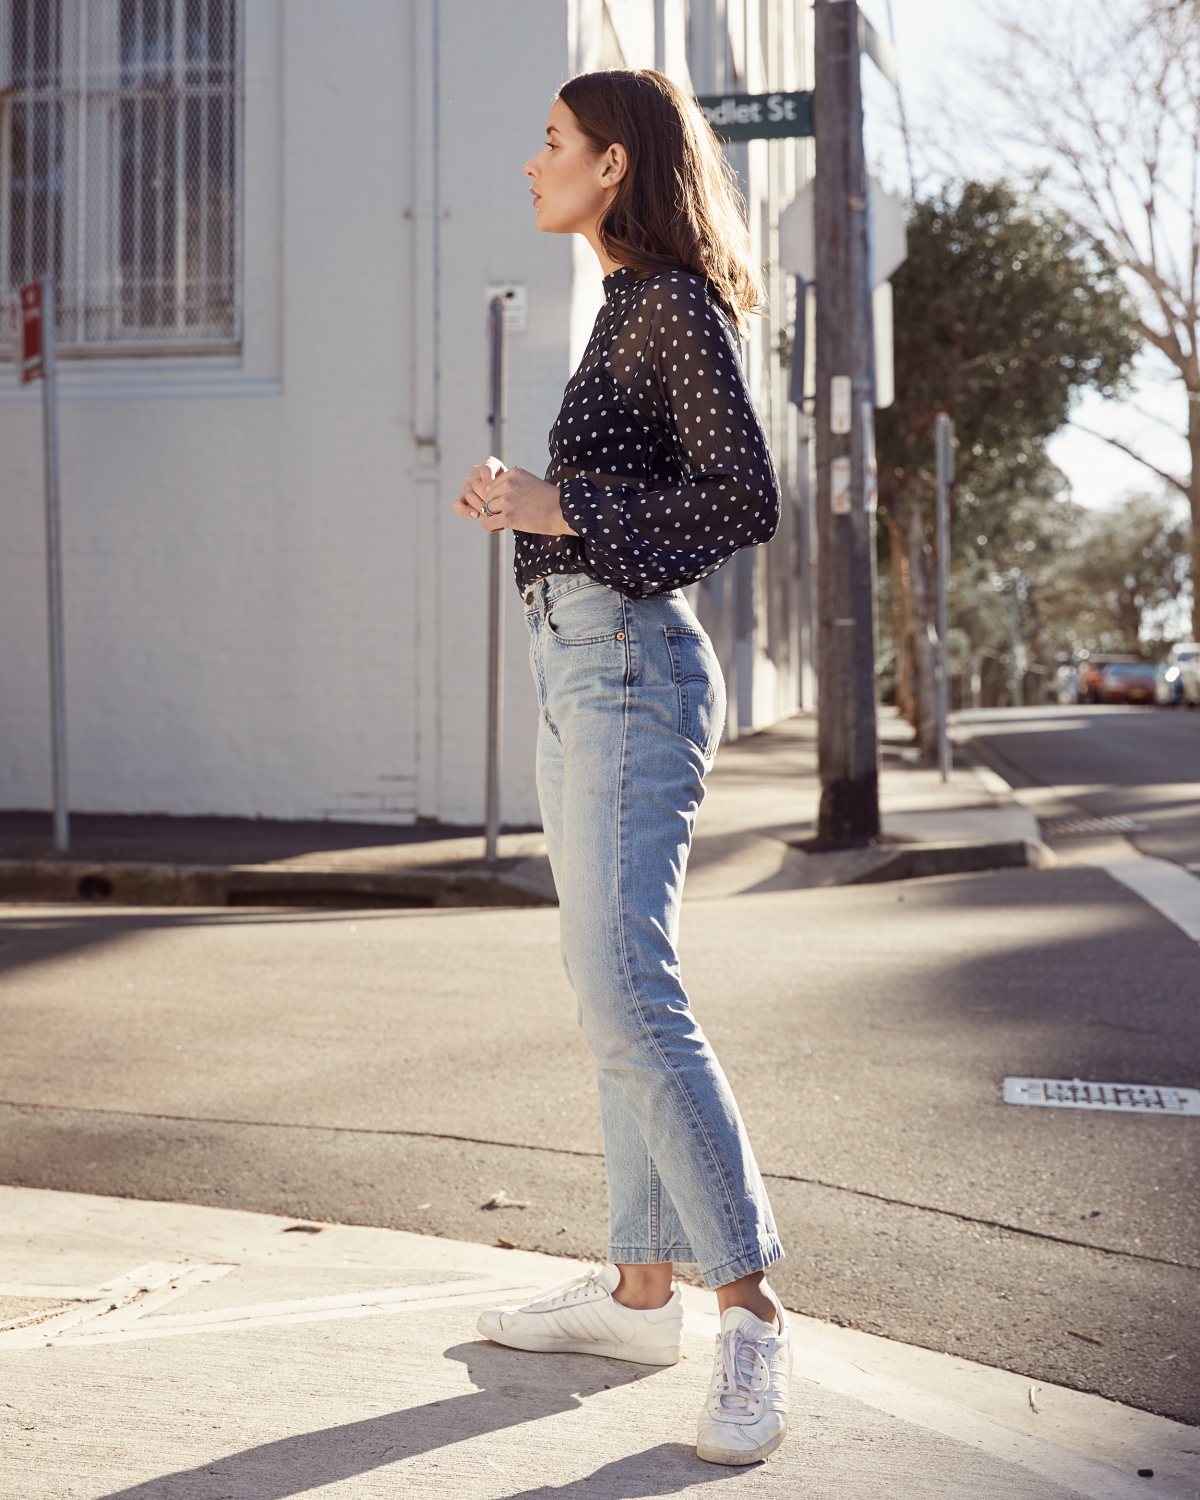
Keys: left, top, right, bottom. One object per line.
{"left": 697, "top": 92, "right": 813, "bottom": 141}
{"left": 780, "top": 178, "right": 906, "bottom": 288}
{"left": 19, "top": 281, "right": 44, "bottom": 383}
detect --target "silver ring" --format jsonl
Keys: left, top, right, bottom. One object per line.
{"left": 480, "top": 498, "right": 493, "bottom": 517}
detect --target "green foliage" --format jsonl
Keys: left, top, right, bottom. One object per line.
{"left": 877, "top": 179, "right": 1157, "bottom": 713}
{"left": 1053, "top": 493, "right": 1193, "bottom": 655}
{"left": 878, "top": 179, "right": 1140, "bottom": 497}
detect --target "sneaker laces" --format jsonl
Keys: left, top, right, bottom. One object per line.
{"left": 713, "top": 1326, "right": 771, "bottom": 1416}
{"left": 522, "top": 1267, "right": 606, "bottom": 1312}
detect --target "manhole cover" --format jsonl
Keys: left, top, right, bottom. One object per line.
{"left": 1004, "top": 1077, "right": 1200, "bottom": 1114}
{"left": 1041, "top": 814, "right": 1148, "bottom": 838}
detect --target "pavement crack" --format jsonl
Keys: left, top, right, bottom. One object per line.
{"left": 758, "top": 1168, "right": 1198, "bottom": 1272}
{"left": 4, "top": 1099, "right": 1195, "bottom": 1275}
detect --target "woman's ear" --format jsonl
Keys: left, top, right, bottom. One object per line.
{"left": 600, "top": 143, "right": 628, "bottom": 189}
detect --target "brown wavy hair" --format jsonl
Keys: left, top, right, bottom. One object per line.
{"left": 557, "top": 69, "right": 763, "bottom": 328}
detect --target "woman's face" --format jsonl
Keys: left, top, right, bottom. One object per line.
{"left": 524, "top": 98, "right": 625, "bottom": 237}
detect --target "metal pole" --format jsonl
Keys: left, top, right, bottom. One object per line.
{"left": 41, "top": 278, "right": 69, "bottom": 852}
{"left": 814, "top": 0, "right": 880, "bottom": 845}
{"left": 484, "top": 295, "right": 508, "bottom": 864}
{"left": 935, "top": 413, "right": 953, "bottom": 782}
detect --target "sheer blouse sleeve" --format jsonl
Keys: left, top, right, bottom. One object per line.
{"left": 556, "top": 273, "right": 780, "bottom": 596}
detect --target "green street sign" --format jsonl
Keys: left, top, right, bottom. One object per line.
{"left": 697, "top": 91, "right": 814, "bottom": 142}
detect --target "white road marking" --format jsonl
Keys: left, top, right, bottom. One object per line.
{"left": 0, "top": 1271, "right": 546, "bottom": 1348}
{"left": 1101, "top": 857, "right": 1200, "bottom": 946}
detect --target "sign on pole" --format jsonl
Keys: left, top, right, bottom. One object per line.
{"left": 697, "top": 92, "right": 814, "bottom": 141}
{"left": 20, "top": 282, "right": 44, "bottom": 383}
{"left": 18, "top": 280, "right": 69, "bottom": 852}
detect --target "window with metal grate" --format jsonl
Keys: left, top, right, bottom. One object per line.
{"left": 1, "top": 0, "right": 242, "bottom": 355}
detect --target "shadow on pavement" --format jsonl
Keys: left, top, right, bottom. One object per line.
{"left": 503, "top": 1444, "right": 741, "bottom": 1496}
{"left": 92, "top": 1340, "right": 691, "bottom": 1499}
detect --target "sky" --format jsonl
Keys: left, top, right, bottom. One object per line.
{"left": 856, "top": 0, "right": 1192, "bottom": 513}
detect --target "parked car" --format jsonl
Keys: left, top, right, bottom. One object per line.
{"left": 1096, "top": 660, "right": 1157, "bottom": 705}
{"left": 1077, "top": 654, "right": 1142, "bottom": 704}
{"left": 1182, "top": 647, "right": 1200, "bottom": 708}
{"left": 1156, "top": 642, "right": 1200, "bottom": 706}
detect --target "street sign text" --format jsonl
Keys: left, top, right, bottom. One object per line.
{"left": 697, "top": 92, "right": 814, "bottom": 142}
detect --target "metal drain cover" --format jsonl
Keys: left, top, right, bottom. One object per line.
{"left": 1041, "top": 814, "right": 1148, "bottom": 838}
{"left": 1004, "top": 1077, "right": 1200, "bottom": 1114}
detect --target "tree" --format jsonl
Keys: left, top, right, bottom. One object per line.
{"left": 877, "top": 180, "right": 1139, "bottom": 753}
{"left": 984, "top": 0, "right": 1200, "bottom": 637}
{"left": 1056, "top": 492, "right": 1193, "bottom": 653}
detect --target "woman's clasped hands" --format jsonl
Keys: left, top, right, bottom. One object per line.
{"left": 453, "top": 457, "right": 577, "bottom": 536}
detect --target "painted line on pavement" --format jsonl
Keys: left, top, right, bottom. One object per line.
{"left": 1101, "top": 858, "right": 1200, "bottom": 946}
{"left": 2, "top": 1276, "right": 548, "bottom": 1349}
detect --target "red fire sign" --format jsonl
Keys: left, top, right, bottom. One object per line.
{"left": 19, "top": 282, "right": 43, "bottom": 384}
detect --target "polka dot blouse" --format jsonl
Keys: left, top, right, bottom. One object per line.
{"left": 515, "top": 266, "right": 781, "bottom": 598}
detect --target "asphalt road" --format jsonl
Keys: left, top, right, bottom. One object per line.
{"left": 2, "top": 854, "right": 1198, "bottom": 1423}
{"left": 956, "top": 704, "right": 1200, "bottom": 868}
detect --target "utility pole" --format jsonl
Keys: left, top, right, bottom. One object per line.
{"left": 814, "top": 0, "right": 879, "bottom": 845}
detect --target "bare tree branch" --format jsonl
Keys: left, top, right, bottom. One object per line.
{"left": 1070, "top": 422, "right": 1190, "bottom": 496}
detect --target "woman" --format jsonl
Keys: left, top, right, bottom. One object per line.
{"left": 454, "top": 69, "right": 789, "bottom": 1466}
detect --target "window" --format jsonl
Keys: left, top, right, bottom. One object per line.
{"left": 1, "top": 0, "right": 242, "bottom": 355}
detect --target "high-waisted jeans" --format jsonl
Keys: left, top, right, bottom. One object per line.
{"left": 524, "top": 572, "right": 782, "bottom": 1289}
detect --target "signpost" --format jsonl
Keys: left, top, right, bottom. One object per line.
{"left": 19, "top": 281, "right": 69, "bottom": 853}
{"left": 484, "top": 292, "right": 510, "bottom": 864}
{"left": 935, "top": 414, "right": 956, "bottom": 782}
{"left": 704, "top": 32, "right": 906, "bottom": 842}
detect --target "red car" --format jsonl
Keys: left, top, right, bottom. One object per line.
{"left": 1096, "top": 660, "right": 1157, "bottom": 705}
{"left": 1077, "top": 654, "right": 1142, "bottom": 704}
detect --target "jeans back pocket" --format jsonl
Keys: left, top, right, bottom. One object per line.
{"left": 664, "top": 626, "right": 724, "bottom": 761}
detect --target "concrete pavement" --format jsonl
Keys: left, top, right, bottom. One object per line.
{"left": 0, "top": 710, "right": 1049, "bottom": 908}
{"left": 3, "top": 860, "right": 1198, "bottom": 1422}
{"left": 4, "top": 1185, "right": 1196, "bottom": 1499}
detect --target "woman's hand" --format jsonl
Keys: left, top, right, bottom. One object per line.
{"left": 453, "top": 460, "right": 577, "bottom": 537}
{"left": 453, "top": 456, "right": 506, "bottom": 519}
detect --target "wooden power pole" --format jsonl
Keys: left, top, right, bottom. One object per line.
{"left": 814, "top": 0, "right": 880, "bottom": 845}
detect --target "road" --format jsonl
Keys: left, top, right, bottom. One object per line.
{"left": 956, "top": 703, "right": 1200, "bottom": 869}
{"left": 1, "top": 707, "right": 1198, "bottom": 1425}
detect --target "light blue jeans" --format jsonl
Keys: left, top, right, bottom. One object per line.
{"left": 524, "top": 572, "right": 782, "bottom": 1289}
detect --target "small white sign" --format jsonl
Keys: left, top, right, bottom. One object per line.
{"left": 485, "top": 282, "right": 527, "bottom": 333}
{"left": 831, "top": 375, "right": 852, "bottom": 433}
{"left": 831, "top": 456, "right": 851, "bottom": 513}
{"left": 1004, "top": 1077, "right": 1200, "bottom": 1115}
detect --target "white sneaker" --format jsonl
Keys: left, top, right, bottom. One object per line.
{"left": 476, "top": 1264, "right": 682, "bottom": 1366}
{"left": 696, "top": 1296, "right": 791, "bottom": 1465}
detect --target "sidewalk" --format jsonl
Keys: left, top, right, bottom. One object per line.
{"left": 0, "top": 710, "right": 1050, "bottom": 909}
{"left": 5, "top": 1185, "right": 1195, "bottom": 1499}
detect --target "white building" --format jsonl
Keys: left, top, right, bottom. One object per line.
{"left": 0, "top": 0, "right": 813, "bottom": 830}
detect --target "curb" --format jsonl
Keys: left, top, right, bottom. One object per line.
{"left": 781, "top": 836, "right": 1057, "bottom": 889}
{"left": 845, "top": 837, "right": 1056, "bottom": 884}
{"left": 0, "top": 858, "right": 557, "bottom": 910}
